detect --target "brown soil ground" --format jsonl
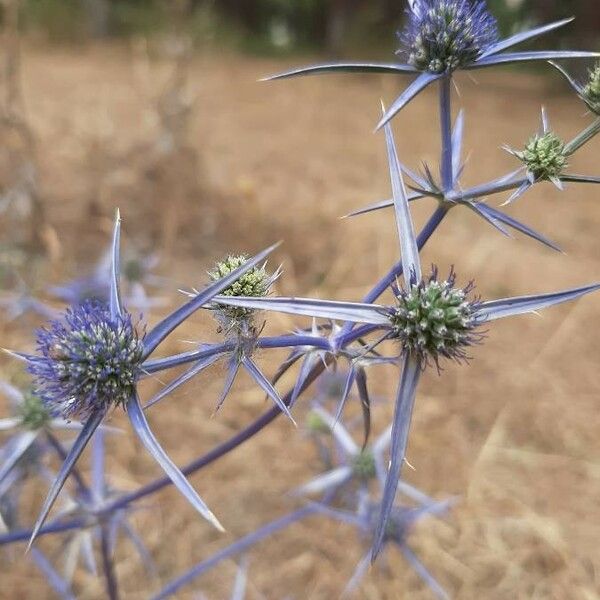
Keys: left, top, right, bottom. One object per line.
{"left": 1, "top": 44, "right": 600, "bottom": 599}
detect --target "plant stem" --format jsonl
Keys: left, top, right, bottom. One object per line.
{"left": 439, "top": 75, "right": 453, "bottom": 192}
{"left": 357, "top": 203, "right": 449, "bottom": 307}
{"left": 99, "top": 360, "right": 329, "bottom": 516}
{"left": 0, "top": 518, "right": 86, "bottom": 545}
{"left": 564, "top": 116, "right": 600, "bottom": 155}
{"left": 100, "top": 524, "right": 120, "bottom": 600}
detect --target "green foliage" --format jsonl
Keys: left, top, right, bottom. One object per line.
{"left": 23, "top": 0, "right": 85, "bottom": 41}
{"left": 16, "top": 0, "right": 595, "bottom": 53}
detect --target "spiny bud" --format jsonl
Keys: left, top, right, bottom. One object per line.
{"left": 399, "top": 0, "right": 498, "bottom": 73}
{"left": 305, "top": 410, "right": 330, "bottom": 434}
{"left": 582, "top": 62, "right": 600, "bottom": 114}
{"left": 515, "top": 131, "right": 567, "bottom": 181}
{"left": 351, "top": 450, "right": 376, "bottom": 481}
{"left": 28, "top": 300, "right": 144, "bottom": 420}
{"left": 210, "top": 255, "right": 270, "bottom": 300}
{"left": 390, "top": 267, "right": 483, "bottom": 367}
{"left": 19, "top": 392, "right": 50, "bottom": 430}
{"left": 209, "top": 255, "right": 275, "bottom": 337}
{"left": 123, "top": 258, "right": 144, "bottom": 283}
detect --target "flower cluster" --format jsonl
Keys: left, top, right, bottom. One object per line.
{"left": 514, "top": 130, "right": 567, "bottom": 181}
{"left": 17, "top": 392, "right": 50, "bottom": 430}
{"left": 399, "top": 0, "right": 499, "bottom": 73}
{"left": 582, "top": 62, "right": 600, "bottom": 113}
{"left": 209, "top": 254, "right": 273, "bottom": 336}
{"left": 390, "top": 267, "right": 482, "bottom": 366}
{"left": 28, "top": 300, "right": 144, "bottom": 420}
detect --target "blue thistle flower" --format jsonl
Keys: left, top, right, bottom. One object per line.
{"left": 390, "top": 266, "right": 484, "bottom": 367}
{"left": 28, "top": 300, "right": 144, "bottom": 421}
{"left": 5, "top": 210, "right": 280, "bottom": 549}
{"left": 261, "top": 8, "right": 598, "bottom": 128}
{"left": 211, "top": 117, "right": 600, "bottom": 563}
{"left": 399, "top": 0, "right": 499, "bottom": 73}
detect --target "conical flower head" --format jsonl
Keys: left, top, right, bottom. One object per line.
{"left": 390, "top": 267, "right": 483, "bottom": 366}
{"left": 582, "top": 61, "right": 600, "bottom": 113}
{"left": 209, "top": 254, "right": 275, "bottom": 336}
{"left": 28, "top": 300, "right": 144, "bottom": 420}
{"left": 399, "top": 0, "right": 499, "bottom": 73}
{"left": 516, "top": 131, "right": 567, "bottom": 181}
{"left": 352, "top": 449, "right": 377, "bottom": 482}
{"left": 19, "top": 391, "right": 50, "bottom": 430}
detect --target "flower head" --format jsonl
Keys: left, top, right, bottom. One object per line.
{"left": 305, "top": 409, "right": 330, "bottom": 435}
{"left": 18, "top": 392, "right": 50, "bottom": 430}
{"left": 351, "top": 450, "right": 377, "bottom": 482}
{"left": 390, "top": 267, "right": 483, "bottom": 367}
{"left": 28, "top": 300, "right": 144, "bottom": 420}
{"left": 582, "top": 61, "right": 600, "bottom": 113}
{"left": 209, "top": 255, "right": 277, "bottom": 337}
{"left": 514, "top": 131, "right": 567, "bottom": 181}
{"left": 399, "top": 0, "right": 499, "bottom": 73}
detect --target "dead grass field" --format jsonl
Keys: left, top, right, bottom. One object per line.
{"left": 1, "top": 43, "right": 600, "bottom": 599}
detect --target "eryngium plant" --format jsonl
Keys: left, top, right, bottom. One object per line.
{"left": 29, "top": 300, "right": 144, "bottom": 420}
{"left": 1, "top": 2, "right": 600, "bottom": 598}
{"left": 399, "top": 0, "right": 499, "bottom": 73}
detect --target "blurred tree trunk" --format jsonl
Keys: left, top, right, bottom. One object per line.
{"left": 325, "top": 0, "right": 348, "bottom": 55}
{"left": 81, "top": 0, "right": 110, "bottom": 38}
{"left": 219, "top": 0, "right": 261, "bottom": 32}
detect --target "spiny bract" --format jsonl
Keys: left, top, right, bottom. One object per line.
{"left": 28, "top": 300, "right": 144, "bottom": 420}
{"left": 390, "top": 268, "right": 482, "bottom": 366}
{"left": 399, "top": 0, "right": 499, "bottom": 73}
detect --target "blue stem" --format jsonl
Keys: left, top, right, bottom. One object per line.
{"left": 100, "top": 524, "right": 120, "bottom": 600}
{"left": 257, "top": 335, "right": 331, "bottom": 351}
{"left": 2, "top": 76, "right": 457, "bottom": 554}
{"left": 363, "top": 204, "right": 448, "bottom": 305}
{"left": 439, "top": 75, "right": 453, "bottom": 192}
{"left": 0, "top": 518, "right": 86, "bottom": 546}
{"left": 92, "top": 428, "right": 105, "bottom": 503}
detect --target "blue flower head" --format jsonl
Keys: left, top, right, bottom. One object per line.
{"left": 390, "top": 267, "right": 483, "bottom": 367}
{"left": 28, "top": 300, "right": 144, "bottom": 420}
{"left": 399, "top": 0, "right": 499, "bottom": 73}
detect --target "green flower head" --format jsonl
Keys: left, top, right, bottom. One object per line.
{"left": 516, "top": 131, "right": 567, "bottom": 181}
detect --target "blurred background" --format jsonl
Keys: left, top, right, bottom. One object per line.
{"left": 1, "top": 1, "right": 600, "bottom": 598}
{"left": 9, "top": 0, "right": 600, "bottom": 54}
